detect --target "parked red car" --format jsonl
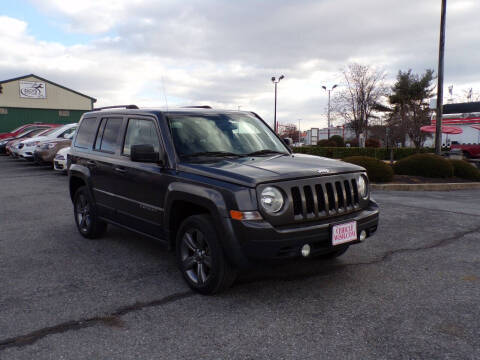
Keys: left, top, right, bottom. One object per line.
{"left": 450, "top": 143, "right": 480, "bottom": 158}
{"left": 0, "top": 123, "right": 61, "bottom": 140}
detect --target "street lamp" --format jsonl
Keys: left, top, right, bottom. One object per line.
{"left": 298, "top": 119, "right": 302, "bottom": 145}
{"left": 272, "top": 75, "right": 285, "bottom": 133}
{"left": 322, "top": 84, "right": 338, "bottom": 139}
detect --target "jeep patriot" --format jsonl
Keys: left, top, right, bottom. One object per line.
{"left": 68, "top": 106, "right": 379, "bottom": 294}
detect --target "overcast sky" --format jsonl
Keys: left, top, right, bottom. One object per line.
{"left": 1, "top": 0, "right": 479, "bottom": 129}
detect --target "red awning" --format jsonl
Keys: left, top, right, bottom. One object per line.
{"left": 420, "top": 125, "right": 463, "bottom": 134}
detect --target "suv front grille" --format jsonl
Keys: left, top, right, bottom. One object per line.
{"left": 290, "top": 178, "right": 360, "bottom": 221}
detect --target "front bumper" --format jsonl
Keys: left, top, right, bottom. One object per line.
{"left": 223, "top": 200, "right": 379, "bottom": 267}
{"left": 34, "top": 149, "right": 54, "bottom": 164}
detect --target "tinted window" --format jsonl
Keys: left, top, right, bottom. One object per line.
{"left": 74, "top": 118, "right": 98, "bottom": 149}
{"left": 123, "top": 119, "right": 160, "bottom": 156}
{"left": 95, "top": 118, "right": 122, "bottom": 153}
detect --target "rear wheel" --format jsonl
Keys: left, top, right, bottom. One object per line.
{"left": 73, "top": 186, "right": 107, "bottom": 239}
{"left": 176, "top": 215, "right": 237, "bottom": 294}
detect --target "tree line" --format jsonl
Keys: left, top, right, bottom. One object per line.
{"left": 332, "top": 63, "right": 436, "bottom": 148}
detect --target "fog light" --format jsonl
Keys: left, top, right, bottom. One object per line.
{"left": 301, "top": 244, "right": 311, "bottom": 257}
{"left": 359, "top": 230, "right": 367, "bottom": 242}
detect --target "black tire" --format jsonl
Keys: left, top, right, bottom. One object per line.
{"left": 318, "top": 244, "right": 350, "bottom": 259}
{"left": 176, "top": 214, "right": 237, "bottom": 295}
{"left": 73, "top": 186, "right": 107, "bottom": 239}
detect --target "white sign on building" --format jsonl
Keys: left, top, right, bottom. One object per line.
{"left": 19, "top": 81, "right": 47, "bottom": 99}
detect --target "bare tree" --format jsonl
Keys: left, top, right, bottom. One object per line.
{"left": 333, "top": 63, "right": 388, "bottom": 143}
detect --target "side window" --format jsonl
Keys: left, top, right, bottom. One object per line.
{"left": 94, "top": 117, "right": 123, "bottom": 153}
{"left": 123, "top": 118, "right": 160, "bottom": 156}
{"left": 58, "top": 126, "right": 77, "bottom": 139}
{"left": 74, "top": 117, "right": 98, "bottom": 149}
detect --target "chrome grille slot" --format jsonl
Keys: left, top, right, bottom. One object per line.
{"left": 344, "top": 180, "right": 353, "bottom": 207}
{"left": 325, "top": 183, "right": 335, "bottom": 211}
{"left": 303, "top": 186, "right": 314, "bottom": 215}
{"left": 352, "top": 178, "right": 359, "bottom": 204}
{"left": 335, "top": 181, "right": 345, "bottom": 210}
{"left": 315, "top": 184, "right": 326, "bottom": 214}
{"left": 291, "top": 187, "right": 302, "bottom": 216}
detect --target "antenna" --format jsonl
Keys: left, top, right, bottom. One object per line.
{"left": 161, "top": 76, "right": 169, "bottom": 111}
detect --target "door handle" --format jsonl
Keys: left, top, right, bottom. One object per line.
{"left": 115, "top": 166, "right": 127, "bottom": 173}
{"left": 86, "top": 160, "right": 96, "bottom": 166}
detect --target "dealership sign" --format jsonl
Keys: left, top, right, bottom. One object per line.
{"left": 19, "top": 81, "right": 47, "bottom": 99}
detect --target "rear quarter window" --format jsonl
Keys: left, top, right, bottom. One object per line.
{"left": 74, "top": 117, "right": 98, "bottom": 149}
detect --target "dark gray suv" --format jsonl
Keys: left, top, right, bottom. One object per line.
{"left": 68, "top": 106, "right": 379, "bottom": 294}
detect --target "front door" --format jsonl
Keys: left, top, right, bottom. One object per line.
{"left": 111, "top": 117, "right": 167, "bottom": 239}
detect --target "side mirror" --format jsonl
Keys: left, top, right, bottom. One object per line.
{"left": 131, "top": 144, "right": 161, "bottom": 163}
{"left": 282, "top": 138, "right": 293, "bottom": 146}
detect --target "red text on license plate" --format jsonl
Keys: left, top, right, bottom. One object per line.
{"left": 332, "top": 221, "right": 357, "bottom": 246}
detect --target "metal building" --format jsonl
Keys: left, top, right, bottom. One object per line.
{"left": 0, "top": 74, "right": 96, "bottom": 132}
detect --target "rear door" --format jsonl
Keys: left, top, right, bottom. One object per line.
{"left": 89, "top": 116, "right": 125, "bottom": 219}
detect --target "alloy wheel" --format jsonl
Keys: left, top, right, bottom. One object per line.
{"left": 180, "top": 229, "right": 212, "bottom": 285}
{"left": 75, "top": 193, "right": 91, "bottom": 233}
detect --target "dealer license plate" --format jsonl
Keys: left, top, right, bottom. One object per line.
{"left": 332, "top": 221, "right": 357, "bottom": 246}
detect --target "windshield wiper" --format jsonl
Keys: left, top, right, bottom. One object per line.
{"left": 244, "top": 149, "right": 289, "bottom": 156}
{"left": 181, "top": 151, "right": 243, "bottom": 158}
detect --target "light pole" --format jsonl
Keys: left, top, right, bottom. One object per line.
{"left": 272, "top": 75, "right": 285, "bottom": 133}
{"left": 322, "top": 84, "right": 338, "bottom": 139}
{"left": 435, "top": 0, "right": 447, "bottom": 155}
{"left": 298, "top": 119, "right": 302, "bottom": 145}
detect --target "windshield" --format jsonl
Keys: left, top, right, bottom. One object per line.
{"left": 167, "top": 113, "right": 289, "bottom": 159}
{"left": 38, "top": 127, "right": 58, "bottom": 136}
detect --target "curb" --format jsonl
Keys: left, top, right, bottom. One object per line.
{"left": 371, "top": 182, "right": 480, "bottom": 191}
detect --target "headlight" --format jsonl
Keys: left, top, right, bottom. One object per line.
{"left": 260, "top": 186, "right": 284, "bottom": 214}
{"left": 55, "top": 155, "right": 65, "bottom": 160}
{"left": 357, "top": 174, "right": 368, "bottom": 199}
{"left": 40, "top": 143, "right": 56, "bottom": 149}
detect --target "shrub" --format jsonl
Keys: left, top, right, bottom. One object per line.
{"left": 316, "top": 139, "right": 337, "bottom": 147}
{"left": 365, "top": 138, "right": 381, "bottom": 148}
{"left": 394, "top": 154, "right": 454, "bottom": 178}
{"left": 448, "top": 159, "right": 480, "bottom": 181}
{"left": 293, "top": 146, "right": 434, "bottom": 160}
{"left": 329, "top": 135, "right": 345, "bottom": 147}
{"left": 343, "top": 156, "right": 394, "bottom": 183}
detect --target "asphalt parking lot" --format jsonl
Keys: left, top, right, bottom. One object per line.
{"left": 0, "top": 155, "right": 479, "bottom": 360}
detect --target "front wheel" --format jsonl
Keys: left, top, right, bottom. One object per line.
{"left": 73, "top": 186, "right": 107, "bottom": 239}
{"left": 176, "top": 215, "right": 237, "bottom": 295}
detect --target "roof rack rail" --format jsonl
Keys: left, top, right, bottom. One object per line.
{"left": 181, "top": 105, "right": 212, "bottom": 109}
{"left": 93, "top": 105, "right": 139, "bottom": 111}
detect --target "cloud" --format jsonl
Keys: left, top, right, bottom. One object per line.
{"left": 4, "top": 0, "right": 480, "bottom": 130}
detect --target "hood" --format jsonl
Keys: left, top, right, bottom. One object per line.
{"left": 20, "top": 134, "right": 53, "bottom": 145}
{"left": 178, "top": 153, "right": 365, "bottom": 187}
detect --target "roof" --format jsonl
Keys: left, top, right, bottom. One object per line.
{"left": 443, "top": 101, "right": 480, "bottom": 114}
{"left": 0, "top": 74, "right": 96, "bottom": 102}
{"left": 85, "top": 107, "right": 252, "bottom": 116}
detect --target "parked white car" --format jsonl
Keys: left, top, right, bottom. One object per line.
{"left": 17, "top": 123, "right": 77, "bottom": 160}
{"left": 53, "top": 146, "right": 70, "bottom": 173}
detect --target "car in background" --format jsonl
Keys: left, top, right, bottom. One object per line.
{"left": 53, "top": 146, "right": 70, "bottom": 173}
{"left": 16, "top": 123, "right": 77, "bottom": 161}
{"left": 5, "top": 128, "right": 55, "bottom": 156}
{"left": 0, "top": 128, "right": 50, "bottom": 155}
{"left": 34, "top": 130, "right": 75, "bottom": 165}
{"left": 0, "top": 123, "right": 60, "bottom": 140}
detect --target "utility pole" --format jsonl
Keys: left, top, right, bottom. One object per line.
{"left": 322, "top": 85, "right": 338, "bottom": 139}
{"left": 271, "top": 75, "right": 285, "bottom": 133}
{"left": 435, "top": 0, "right": 447, "bottom": 155}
